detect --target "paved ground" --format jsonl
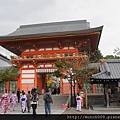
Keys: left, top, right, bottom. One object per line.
{"left": 0, "top": 103, "right": 65, "bottom": 114}
{"left": 0, "top": 102, "right": 67, "bottom": 120}
{"left": 1, "top": 102, "right": 120, "bottom": 115}
{"left": 62, "top": 105, "right": 120, "bottom": 114}
{"left": 1, "top": 104, "right": 120, "bottom": 120}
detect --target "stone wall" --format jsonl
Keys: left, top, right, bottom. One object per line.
{"left": 87, "top": 94, "right": 104, "bottom": 106}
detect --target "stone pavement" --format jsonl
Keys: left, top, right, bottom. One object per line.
{"left": 0, "top": 94, "right": 68, "bottom": 115}
{"left": 0, "top": 103, "right": 66, "bottom": 114}
{"left": 1, "top": 104, "right": 120, "bottom": 120}
{"left": 62, "top": 105, "right": 120, "bottom": 114}
{"left": 1, "top": 102, "right": 120, "bottom": 115}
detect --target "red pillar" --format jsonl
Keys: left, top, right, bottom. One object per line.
{"left": 92, "top": 84, "right": 96, "bottom": 93}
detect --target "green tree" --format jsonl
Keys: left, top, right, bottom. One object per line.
{"left": 114, "top": 55, "right": 120, "bottom": 59}
{"left": 103, "top": 55, "right": 115, "bottom": 59}
{"left": 53, "top": 55, "right": 99, "bottom": 108}
{"left": 103, "top": 55, "right": 120, "bottom": 59}
{"left": 0, "top": 66, "right": 19, "bottom": 84}
{"left": 90, "top": 49, "right": 103, "bottom": 62}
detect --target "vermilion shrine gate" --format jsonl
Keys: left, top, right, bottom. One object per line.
{"left": 0, "top": 20, "right": 103, "bottom": 94}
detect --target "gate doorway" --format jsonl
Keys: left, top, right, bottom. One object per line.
{"left": 46, "top": 74, "right": 60, "bottom": 95}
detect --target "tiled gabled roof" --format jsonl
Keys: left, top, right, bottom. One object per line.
{"left": 90, "top": 59, "right": 120, "bottom": 83}
{"left": 0, "top": 20, "right": 103, "bottom": 39}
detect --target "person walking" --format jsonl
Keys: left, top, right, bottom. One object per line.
{"left": 36, "top": 86, "right": 40, "bottom": 105}
{"left": 26, "top": 91, "right": 32, "bottom": 113}
{"left": 20, "top": 91, "right": 27, "bottom": 113}
{"left": 10, "top": 91, "right": 18, "bottom": 112}
{"left": 43, "top": 89, "right": 53, "bottom": 116}
{"left": 31, "top": 87, "right": 34, "bottom": 95}
{"left": 51, "top": 87, "right": 54, "bottom": 95}
{"left": 57, "top": 87, "right": 60, "bottom": 95}
{"left": 17, "top": 88, "right": 20, "bottom": 103}
{"left": 1, "top": 89, "right": 10, "bottom": 114}
{"left": 31, "top": 88, "right": 38, "bottom": 116}
{"left": 76, "top": 92, "right": 82, "bottom": 112}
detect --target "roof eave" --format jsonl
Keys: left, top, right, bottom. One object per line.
{"left": 0, "top": 26, "right": 103, "bottom": 40}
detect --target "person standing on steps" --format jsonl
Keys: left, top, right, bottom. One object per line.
{"left": 17, "top": 88, "right": 20, "bottom": 103}
{"left": 57, "top": 87, "right": 60, "bottom": 95}
{"left": 31, "top": 88, "right": 38, "bottom": 116}
{"left": 36, "top": 86, "right": 40, "bottom": 105}
{"left": 43, "top": 89, "right": 53, "bottom": 116}
{"left": 26, "top": 91, "right": 32, "bottom": 113}
{"left": 31, "top": 87, "right": 34, "bottom": 95}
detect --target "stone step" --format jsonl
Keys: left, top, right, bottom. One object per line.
{"left": 110, "top": 102, "right": 120, "bottom": 106}
{"left": 39, "top": 95, "right": 69, "bottom": 106}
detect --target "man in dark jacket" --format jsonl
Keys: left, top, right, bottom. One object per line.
{"left": 17, "top": 88, "right": 20, "bottom": 103}
{"left": 43, "top": 89, "right": 53, "bottom": 116}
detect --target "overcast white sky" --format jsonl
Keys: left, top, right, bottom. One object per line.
{"left": 0, "top": 0, "right": 120, "bottom": 58}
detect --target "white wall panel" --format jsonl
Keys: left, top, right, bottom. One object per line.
{"left": 63, "top": 79, "right": 69, "bottom": 83}
{"left": 22, "top": 74, "right": 34, "bottom": 78}
{"left": 22, "top": 70, "right": 35, "bottom": 73}
{"left": 22, "top": 79, "right": 34, "bottom": 83}
{"left": 45, "top": 64, "right": 52, "bottom": 67}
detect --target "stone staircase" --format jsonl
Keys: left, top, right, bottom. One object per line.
{"left": 39, "top": 94, "right": 69, "bottom": 106}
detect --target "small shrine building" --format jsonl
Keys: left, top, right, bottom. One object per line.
{"left": 90, "top": 59, "right": 120, "bottom": 107}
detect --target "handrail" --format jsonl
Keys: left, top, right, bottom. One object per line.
{"left": 10, "top": 54, "right": 87, "bottom": 61}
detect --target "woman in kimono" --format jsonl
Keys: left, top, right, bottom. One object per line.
{"left": 20, "top": 91, "right": 27, "bottom": 113}
{"left": 76, "top": 92, "right": 82, "bottom": 112}
{"left": 10, "top": 91, "right": 18, "bottom": 111}
{"left": 1, "top": 89, "right": 10, "bottom": 114}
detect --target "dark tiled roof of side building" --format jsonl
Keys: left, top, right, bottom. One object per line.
{"left": 0, "top": 54, "right": 13, "bottom": 71}
{"left": 90, "top": 59, "right": 120, "bottom": 83}
{"left": 0, "top": 53, "right": 11, "bottom": 65}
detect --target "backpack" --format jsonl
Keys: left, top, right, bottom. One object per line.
{"left": 32, "top": 92, "right": 37, "bottom": 102}
{"left": 45, "top": 94, "right": 52, "bottom": 103}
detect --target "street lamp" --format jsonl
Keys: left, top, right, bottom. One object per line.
{"left": 63, "top": 68, "right": 75, "bottom": 107}
{"left": 68, "top": 73, "right": 73, "bottom": 107}
{"left": 68, "top": 69, "right": 74, "bottom": 107}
